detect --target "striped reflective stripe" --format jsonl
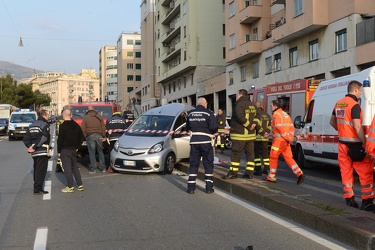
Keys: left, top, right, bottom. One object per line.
{"left": 362, "top": 191, "right": 374, "bottom": 196}
{"left": 187, "top": 181, "right": 196, "bottom": 183}
{"left": 205, "top": 174, "right": 213, "bottom": 176}
{"left": 367, "top": 137, "right": 375, "bottom": 142}
{"left": 344, "top": 190, "right": 354, "bottom": 195}
{"left": 370, "top": 128, "right": 375, "bottom": 133}
{"left": 275, "top": 123, "right": 293, "bottom": 127}
{"left": 337, "top": 120, "right": 354, "bottom": 126}
{"left": 190, "top": 140, "right": 212, "bottom": 144}
{"left": 339, "top": 137, "right": 361, "bottom": 142}
{"left": 362, "top": 184, "right": 373, "bottom": 188}
{"left": 343, "top": 183, "right": 353, "bottom": 188}
{"left": 189, "top": 174, "right": 197, "bottom": 177}
{"left": 271, "top": 146, "right": 279, "bottom": 151}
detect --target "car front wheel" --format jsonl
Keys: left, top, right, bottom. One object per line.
{"left": 162, "top": 153, "right": 175, "bottom": 175}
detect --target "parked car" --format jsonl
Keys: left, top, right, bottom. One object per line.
{"left": 110, "top": 103, "right": 194, "bottom": 174}
{"left": 0, "top": 118, "right": 8, "bottom": 135}
{"left": 48, "top": 115, "right": 58, "bottom": 124}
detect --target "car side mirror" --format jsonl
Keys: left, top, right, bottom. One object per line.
{"left": 294, "top": 115, "right": 303, "bottom": 129}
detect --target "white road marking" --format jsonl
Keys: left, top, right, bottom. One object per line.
{"left": 47, "top": 159, "right": 53, "bottom": 172}
{"left": 179, "top": 173, "right": 347, "bottom": 250}
{"left": 33, "top": 227, "right": 48, "bottom": 250}
{"left": 43, "top": 180, "right": 51, "bottom": 200}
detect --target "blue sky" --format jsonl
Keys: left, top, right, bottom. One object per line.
{"left": 0, "top": 0, "right": 141, "bottom": 74}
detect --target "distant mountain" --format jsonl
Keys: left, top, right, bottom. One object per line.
{"left": 0, "top": 61, "right": 44, "bottom": 80}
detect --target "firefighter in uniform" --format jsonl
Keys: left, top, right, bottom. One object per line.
{"left": 186, "top": 97, "right": 218, "bottom": 194}
{"left": 266, "top": 100, "right": 305, "bottom": 185}
{"left": 23, "top": 109, "right": 51, "bottom": 194}
{"left": 254, "top": 101, "right": 271, "bottom": 176}
{"left": 123, "top": 106, "right": 135, "bottom": 127}
{"left": 215, "top": 108, "right": 226, "bottom": 153}
{"left": 330, "top": 80, "right": 374, "bottom": 211}
{"left": 105, "top": 111, "right": 127, "bottom": 170}
{"left": 224, "top": 89, "right": 260, "bottom": 179}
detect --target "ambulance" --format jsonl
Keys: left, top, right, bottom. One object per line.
{"left": 293, "top": 66, "right": 375, "bottom": 168}
{"left": 8, "top": 109, "right": 38, "bottom": 141}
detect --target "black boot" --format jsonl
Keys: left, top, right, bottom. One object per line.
{"left": 223, "top": 171, "right": 238, "bottom": 179}
{"left": 243, "top": 170, "right": 254, "bottom": 179}
{"left": 361, "top": 198, "right": 375, "bottom": 211}
{"left": 345, "top": 197, "right": 359, "bottom": 208}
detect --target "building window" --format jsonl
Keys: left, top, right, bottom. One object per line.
{"left": 158, "top": 66, "right": 160, "bottom": 76}
{"left": 309, "top": 39, "right": 319, "bottom": 61}
{"left": 183, "top": 1, "right": 187, "bottom": 14}
{"left": 245, "top": 34, "right": 250, "bottom": 42}
{"left": 127, "top": 87, "right": 133, "bottom": 92}
{"left": 135, "top": 64, "right": 141, "bottom": 69}
{"left": 184, "top": 50, "right": 187, "bottom": 61}
{"left": 127, "top": 39, "right": 134, "bottom": 45}
{"left": 223, "top": 47, "right": 226, "bottom": 59}
{"left": 336, "top": 29, "right": 347, "bottom": 53}
{"left": 229, "top": 71, "right": 234, "bottom": 85}
{"left": 163, "top": 85, "right": 166, "bottom": 95}
{"left": 135, "top": 52, "right": 141, "bottom": 58}
{"left": 136, "top": 75, "right": 141, "bottom": 81}
{"left": 127, "top": 75, "right": 134, "bottom": 81}
{"left": 245, "top": 0, "right": 250, "bottom": 8}
{"left": 169, "top": 83, "right": 171, "bottom": 94}
{"left": 191, "top": 73, "right": 194, "bottom": 86}
{"left": 289, "top": 47, "right": 298, "bottom": 67}
{"left": 294, "top": 0, "right": 303, "bottom": 16}
{"left": 229, "top": 34, "right": 235, "bottom": 49}
{"left": 240, "top": 66, "right": 246, "bottom": 82}
{"left": 223, "top": 24, "right": 225, "bottom": 36}
{"left": 173, "top": 82, "right": 176, "bottom": 92}
{"left": 135, "top": 40, "right": 141, "bottom": 45}
{"left": 183, "top": 77, "right": 187, "bottom": 88}
{"left": 253, "top": 61, "right": 259, "bottom": 78}
{"left": 274, "top": 53, "right": 281, "bottom": 72}
{"left": 184, "top": 26, "right": 187, "bottom": 38}
{"left": 229, "top": 1, "right": 235, "bottom": 17}
{"left": 265, "top": 57, "right": 272, "bottom": 74}
{"left": 127, "top": 51, "right": 133, "bottom": 57}
{"left": 127, "top": 63, "right": 133, "bottom": 69}
{"left": 253, "top": 28, "right": 258, "bottom": 41}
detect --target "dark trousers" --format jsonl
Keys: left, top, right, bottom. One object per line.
{"left": 61, "top": 149, "right": 82, "bottom": 188}
{"left": 188, "top": 143, "right": 214, "bottom": 191}
{"left": 230, "top": 140, "right": 255, "bottom": 172}
{"left": 254, "top": 140, "right": 269, "bottom": 172}
{"left": 33, "top": 156, "right": 49, "bottom": 192}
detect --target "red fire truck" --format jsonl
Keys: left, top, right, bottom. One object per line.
{"left": 69, "top": 101, "right": 122, "bottom": 155}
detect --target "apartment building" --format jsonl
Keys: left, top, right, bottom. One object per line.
{"left": 155, "top": 0, "right": 226, "bottom": 110}
{"left": 117, "top": 32, "right": 142, "bottom": 112}
{"left": 99, "top": 45, "right": 118, "bottom": 103}
{"left": 225, "top": 0, "right": 375, "bottom": 116}
{"left": 29, "top": 69, "right": 100, "bottom": 115}
{"left": 140, "top": 0, "right": 158, "bottom": 113}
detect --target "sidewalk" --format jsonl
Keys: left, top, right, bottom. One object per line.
{"left": 176, "top": 160, "right": 375, "bottom": 250}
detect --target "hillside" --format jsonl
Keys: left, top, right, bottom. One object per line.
{"left": 0, "top": 61, "right": 44, "bottom": 80}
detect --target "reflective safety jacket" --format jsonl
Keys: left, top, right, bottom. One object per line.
{"left": 256, "top": 108, "right": 271, "bottom": 142}
{"left": 230, "top": 96, "right": 260, "bottom": 141}
{"left": 23, "top": 117, "right": 51, "bottom": 157}
{"left": 187, "top": 105, "right": 218, "bottom": 144}
{"left": 105, "top": 113, "right": 127, "bottom": 141}
{"left": 271, "top": 107, "right": 294, "bottom": 141}
{"left": 334, "top": 95, "right": 362, "bottom": 143}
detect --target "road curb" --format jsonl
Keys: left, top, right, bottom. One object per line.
{"left": 176, "top": 162, "right": 375, "bottom": 249}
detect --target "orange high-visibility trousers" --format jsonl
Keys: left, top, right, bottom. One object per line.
{"left": 338, "top": 143, "right": 374, "bottom": 200}
{"left": 269, "top": 138, "right": 303, "bottom": 181}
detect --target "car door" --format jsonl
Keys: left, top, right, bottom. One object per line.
{"left": 172, "top": 112, "right": 190, "bottom": 159}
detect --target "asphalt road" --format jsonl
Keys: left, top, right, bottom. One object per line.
{"left": 0, "top": 128, "right": 352, "bottom": 249}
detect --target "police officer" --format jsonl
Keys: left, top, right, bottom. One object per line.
{"left": 23, "top": 109, "right": 51, "bottom": 194}
{"left": 331, "top": 80, "right": 374, "bottom": 211}
{"left": 254, "top": 101, "right": 271, "bottom": 176}
{"left": 215, "top": 108, "right": 226, "bottom": 153}
{"left": 224, "top": 89, "right": 260, "bottom": 179}
{"left": 186, "top": 97, "right": 218, "bottom": 194}
{"left": 106, "top": 111, "right": 127, "bottom": 169}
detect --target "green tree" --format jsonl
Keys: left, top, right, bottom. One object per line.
{"left": 0, "top": 74, "right": 51, "bottom": 110}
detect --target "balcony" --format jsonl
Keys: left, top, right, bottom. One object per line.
{"left": 238, "top": 4, "right": 263, "bottom": 24}
{"left": 226, "top": 40, "right": 262, "bottom": 64}
{"left": 162, "top": 47, "right": 181, "bottom": 63}
{"left": 271, "top": 0, "right": 285, "bottom": 5}
{"left": 162, "top": 3, "right": 180, "bottom": 25}
{"left": 163, "top": 26, "right": 181, "bottom": 44}
{"left": 271, "top": 0, "right": 328, "bottom": 43}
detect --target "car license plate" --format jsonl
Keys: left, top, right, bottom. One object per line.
{"left": 123, "top": 160, "right": 136, "bottom": 166}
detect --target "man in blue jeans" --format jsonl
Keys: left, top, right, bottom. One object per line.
{"left": 81, "top": 106, "right": 107, "bottom": 173}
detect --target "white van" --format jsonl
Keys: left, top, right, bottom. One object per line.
{"left": 8, "top": 109, "right": 38, "bottom": 141}
{"left": 293, "top": 66, "right": 375, "bottom": 168}
{"left": 110, "top": 103, "right": 194, "bottom": 174}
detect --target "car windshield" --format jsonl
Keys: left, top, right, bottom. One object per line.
{"left": 0, "top": 118, "right": 7, "bottom": 123}
{"left": 10, "top": 114, "right": 36, "bottom": 123}
{"left": 126, "top": 115, "right": 175, "bottom": 137}
{"left": 71, "top": 106, "right": 113, "bottom": 119}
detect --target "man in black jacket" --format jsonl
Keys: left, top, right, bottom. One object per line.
{"left": 23, "top": 109, "right": 51, "bottom": 194}
{"left": 186, "top": 97, "right": 218, "bottom": 194}
{"left": 58, "top": 109, "right": 85, "bottom": 193}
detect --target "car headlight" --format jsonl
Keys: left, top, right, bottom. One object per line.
{"left": 148, "top": 141, "right": 164, "bottom": 154}
{"left": 114, "top": 141, "right": 119, "bottom": 152}
{"left": 0, "top": 126, "right": 4, "bottom": 130}
{"left": 8, "top": 124, "right": 15, "bottom": 130}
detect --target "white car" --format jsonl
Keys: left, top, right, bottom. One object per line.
{"left": 110, "top": 103, "right": 194, "bottom": 174}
